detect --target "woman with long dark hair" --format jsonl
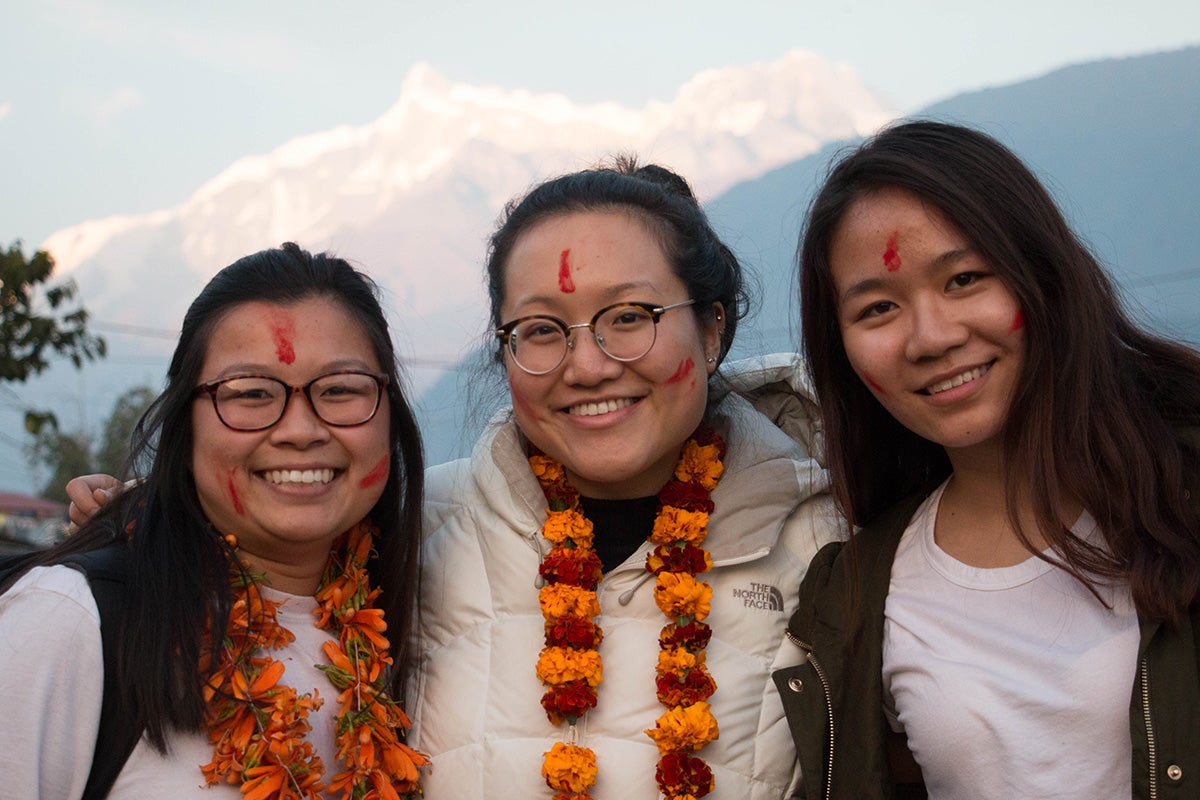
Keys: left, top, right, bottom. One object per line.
{"left": 779, "top": 121, "right": 1200, "bottom": 799}
{"left": 1, "top": 243, "right": 427, "bottom": 799}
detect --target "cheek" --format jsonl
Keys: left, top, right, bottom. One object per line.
{"left": 226, "top": 468, "right": 245, "bottom": 515}
{"left": 663, "top": 357, "right": 695, "bottom": 385}
{"left": 359, "top": 455, "right": 389, "bottom": 489}
{"left": 507, "top": 371, "right": 535, "bottom": 415}
{"left": 861, "top": 371, "right": 888, "bottom": 396}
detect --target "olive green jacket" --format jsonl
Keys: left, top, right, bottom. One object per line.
{"left": 773, "top": 491, "right": 1200, "bottom": 800}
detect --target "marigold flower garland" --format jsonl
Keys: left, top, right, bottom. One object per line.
{"left": 530, "top": 426, "right": 725, "bottom": 800}
{"left": 200, "top": 521, "right": 428, "bottom": 800}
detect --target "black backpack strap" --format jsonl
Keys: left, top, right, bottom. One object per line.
{"left": 62, "top": 543, "right": 141, "bottom": 800}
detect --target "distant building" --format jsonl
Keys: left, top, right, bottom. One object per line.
{"left": 0, "top": 492, "right": 68, "bottom": 547}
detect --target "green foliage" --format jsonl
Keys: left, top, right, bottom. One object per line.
{"left": 27, "top": 384, "right": 157, "bottom": 503}
{"left": 95, "top": 385, "right": 157, "bottom": 477}
{"left": 28, "top": 429, "right": 94, "bottom": 505}
{"left": 0, "top": 240, "right": 107, "bottom": 433}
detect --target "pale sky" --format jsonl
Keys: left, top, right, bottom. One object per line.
{"left": 2, "top": 0, "right": 1198, "bottom": 247}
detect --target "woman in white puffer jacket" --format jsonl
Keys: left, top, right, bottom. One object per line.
{"left": 409, "top": 158, "right": 841, "bottom": 800}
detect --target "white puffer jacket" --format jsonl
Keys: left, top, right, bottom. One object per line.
{"left": 410, "top": 355, "right": 842, "bottom": 800}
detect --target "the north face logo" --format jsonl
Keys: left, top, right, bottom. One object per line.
{"left": 731, "top": 582, "right": 784, "bottom": 611}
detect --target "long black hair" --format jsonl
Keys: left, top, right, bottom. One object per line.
{"left": 4, "top": 243, "right": 424, "bottom": 747}
{"left": 800, "top": 121, "right": 1200, "bottom": 622}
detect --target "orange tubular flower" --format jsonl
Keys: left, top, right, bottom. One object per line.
{"left": 199, "top": 520, "right": 426, "bottom": 800}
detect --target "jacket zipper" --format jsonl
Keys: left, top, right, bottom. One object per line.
{"left": 1141, "top": 657, "right": 1157, "bottom": 800}
{"left": 786, "top": 630, "right": 835, "bottom": 800}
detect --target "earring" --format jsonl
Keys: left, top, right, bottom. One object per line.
{"left": 715, "top": 314, "right": 723, "bottom": 321}
{"left": 706, "top": 356, "right": 716, "bottom": 364}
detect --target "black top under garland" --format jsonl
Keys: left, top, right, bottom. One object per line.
{"left": 578, "top": 495, "right": 660, "bottom": 573}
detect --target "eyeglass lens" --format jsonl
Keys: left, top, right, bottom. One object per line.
{"left": 508, "top": 304, "right": 657, "bottom": 374}
{"left": 213, "top": 372, "right": 381, "bottom": 430}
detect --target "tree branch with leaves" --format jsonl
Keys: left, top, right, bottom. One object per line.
{"left": 0, "top": 241, "right": 106, "bottom": 433}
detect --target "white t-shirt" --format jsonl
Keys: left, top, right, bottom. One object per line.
{"left": 882, "top": 482, "right": 1140, "bottom": 800}
{"left": 0, "top": 565, "right": 342, "bottom": 799}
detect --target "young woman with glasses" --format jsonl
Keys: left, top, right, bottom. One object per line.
{"left": 2, "top": 244, "right": 428, "bottom": 799}
{"left": 407, "top": 158, "right": 837, "bottom": 799}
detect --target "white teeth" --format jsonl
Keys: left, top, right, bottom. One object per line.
{"left": 567, "top": 397, "right": 635, "bottom": 417}
{"left": 926, "top": 364, "right": 991, "bottom": 395}
{"left": 263, "top": 468, "right": 335, "bottom": 485}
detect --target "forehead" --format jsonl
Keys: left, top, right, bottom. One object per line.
{"left": 501, "top": 209, "right": 682, "bottom": 309}
{"left": 829, "top": 190, "right": 967, "bottom": 281}
{"left": 201, "top": 297, "right": 380, "bottom": 369}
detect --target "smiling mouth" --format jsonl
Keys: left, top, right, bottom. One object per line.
{"left": 261, "top": 468, "right": 337, "bottom": 486}
{"left": 921, "top": 362, "right": 993, "bottom": 395}
{"left": 566, "top": 397, "right": 637, "bottom": 417}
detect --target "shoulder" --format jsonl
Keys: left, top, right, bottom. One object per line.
{"left": 425, "top": 458, "right": 473, "bottom": 501}
{"left": 0, "top": 565, "right": 102, "bottom": 663}
{"left": 717, "top": 353, "right": 824, "bottom": 460}
{"left": 2, "top": 563, "right": 99, "bottom": 618}
{"left": 791, "top": 491, "right": 929, "bottom": 636}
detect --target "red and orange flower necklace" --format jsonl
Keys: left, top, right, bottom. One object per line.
{"left": 530, "top": 426, "right": 726, "bottom": 800}
{"left": 199, "top": 520, "right": 428, "bottom": 800}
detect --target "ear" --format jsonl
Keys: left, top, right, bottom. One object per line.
{"left": 703, "top": 302, "right": 725, "bottom": 373}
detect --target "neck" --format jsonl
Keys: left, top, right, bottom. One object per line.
{"left": 565, "top": 465, "right": 673, "bottom": 500}
{"left": 938, "top": 442, "right": 1041, "bottom": 567}
{"left": 237, "top": 549, "right": 327, "bottom": 595}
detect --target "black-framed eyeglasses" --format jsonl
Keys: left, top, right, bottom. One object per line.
{"left": 193, "top": 370, "right": 389, "bottom": 432}
{"left": 495, "top": 299, "right": 695, "bottom": 375}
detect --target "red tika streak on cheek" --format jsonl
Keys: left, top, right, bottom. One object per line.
{"left": 863, "top": 372, "right": 888, "bottom": 396}
{"left": 882, "top": 232, "right": 902, "bottom": 271}
{"left": 269, "top": 312, "right": 296, "bottom": 365}
{"left": 557, "top": 249, "right": 576, "bottom": 293}
{"left": 359, "top": 455, "right": 390, "bottom": 489}
{"left": 1010, "top": 310, "right": 1025, "bottom": 332}
{"left": 664, "top": 357, "right": 695, "bottom": 384}
{"left": 227, "top": 470, "right": 244, "bottom": 515}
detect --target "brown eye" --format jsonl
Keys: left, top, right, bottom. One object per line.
{"left": 859, "top": 301, "right": 896, "bottom": 320}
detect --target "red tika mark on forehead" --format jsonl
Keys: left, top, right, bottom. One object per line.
{"left": 269, "top": 311, "right": 296, "bottom": 365}
{"left": 1010, "top": 310, "right": 1025, "bottom": 332}
{"left": 227, "top": 469, "right": 244, "bottom": 515}
{"left": 664, "top": 357, "right": 695, "bottom": 385}
{"left": 359, "top": 455, "right": 390, "bottom": 489}
{"left": 882, "top": 231, "right": 902, "bottom": 271}
{"left": 864, "top": 372, "right": 888, "bottom": 396}
{"left": 557, "top": 249, "right": 576, "bottom": 293}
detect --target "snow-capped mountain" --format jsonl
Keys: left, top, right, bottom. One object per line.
{"left": 41, "top": 50, "right": 891, "bottom": 383}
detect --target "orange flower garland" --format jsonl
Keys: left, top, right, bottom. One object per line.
{"left": 530, "top": 426, "right": 725, "bottom": 800}
{"left": 200, "top": 521, "right": 428, "bottom": 800}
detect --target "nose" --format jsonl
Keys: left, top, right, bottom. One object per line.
{"left": 269, "top": 390, "right": 332, "bottom": 447}
{"left": 904, "top": 296, "right": 969, "bottom": 362}
{"left": 561, "top": 326, "right": 623, "bottom": 386}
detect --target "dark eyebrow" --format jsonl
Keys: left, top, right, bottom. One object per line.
{"left": 512, "top": 281, "right": 659, "bottom": 311}
{"left": 838, "top": 247, "right": 975, "bottom": 305}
